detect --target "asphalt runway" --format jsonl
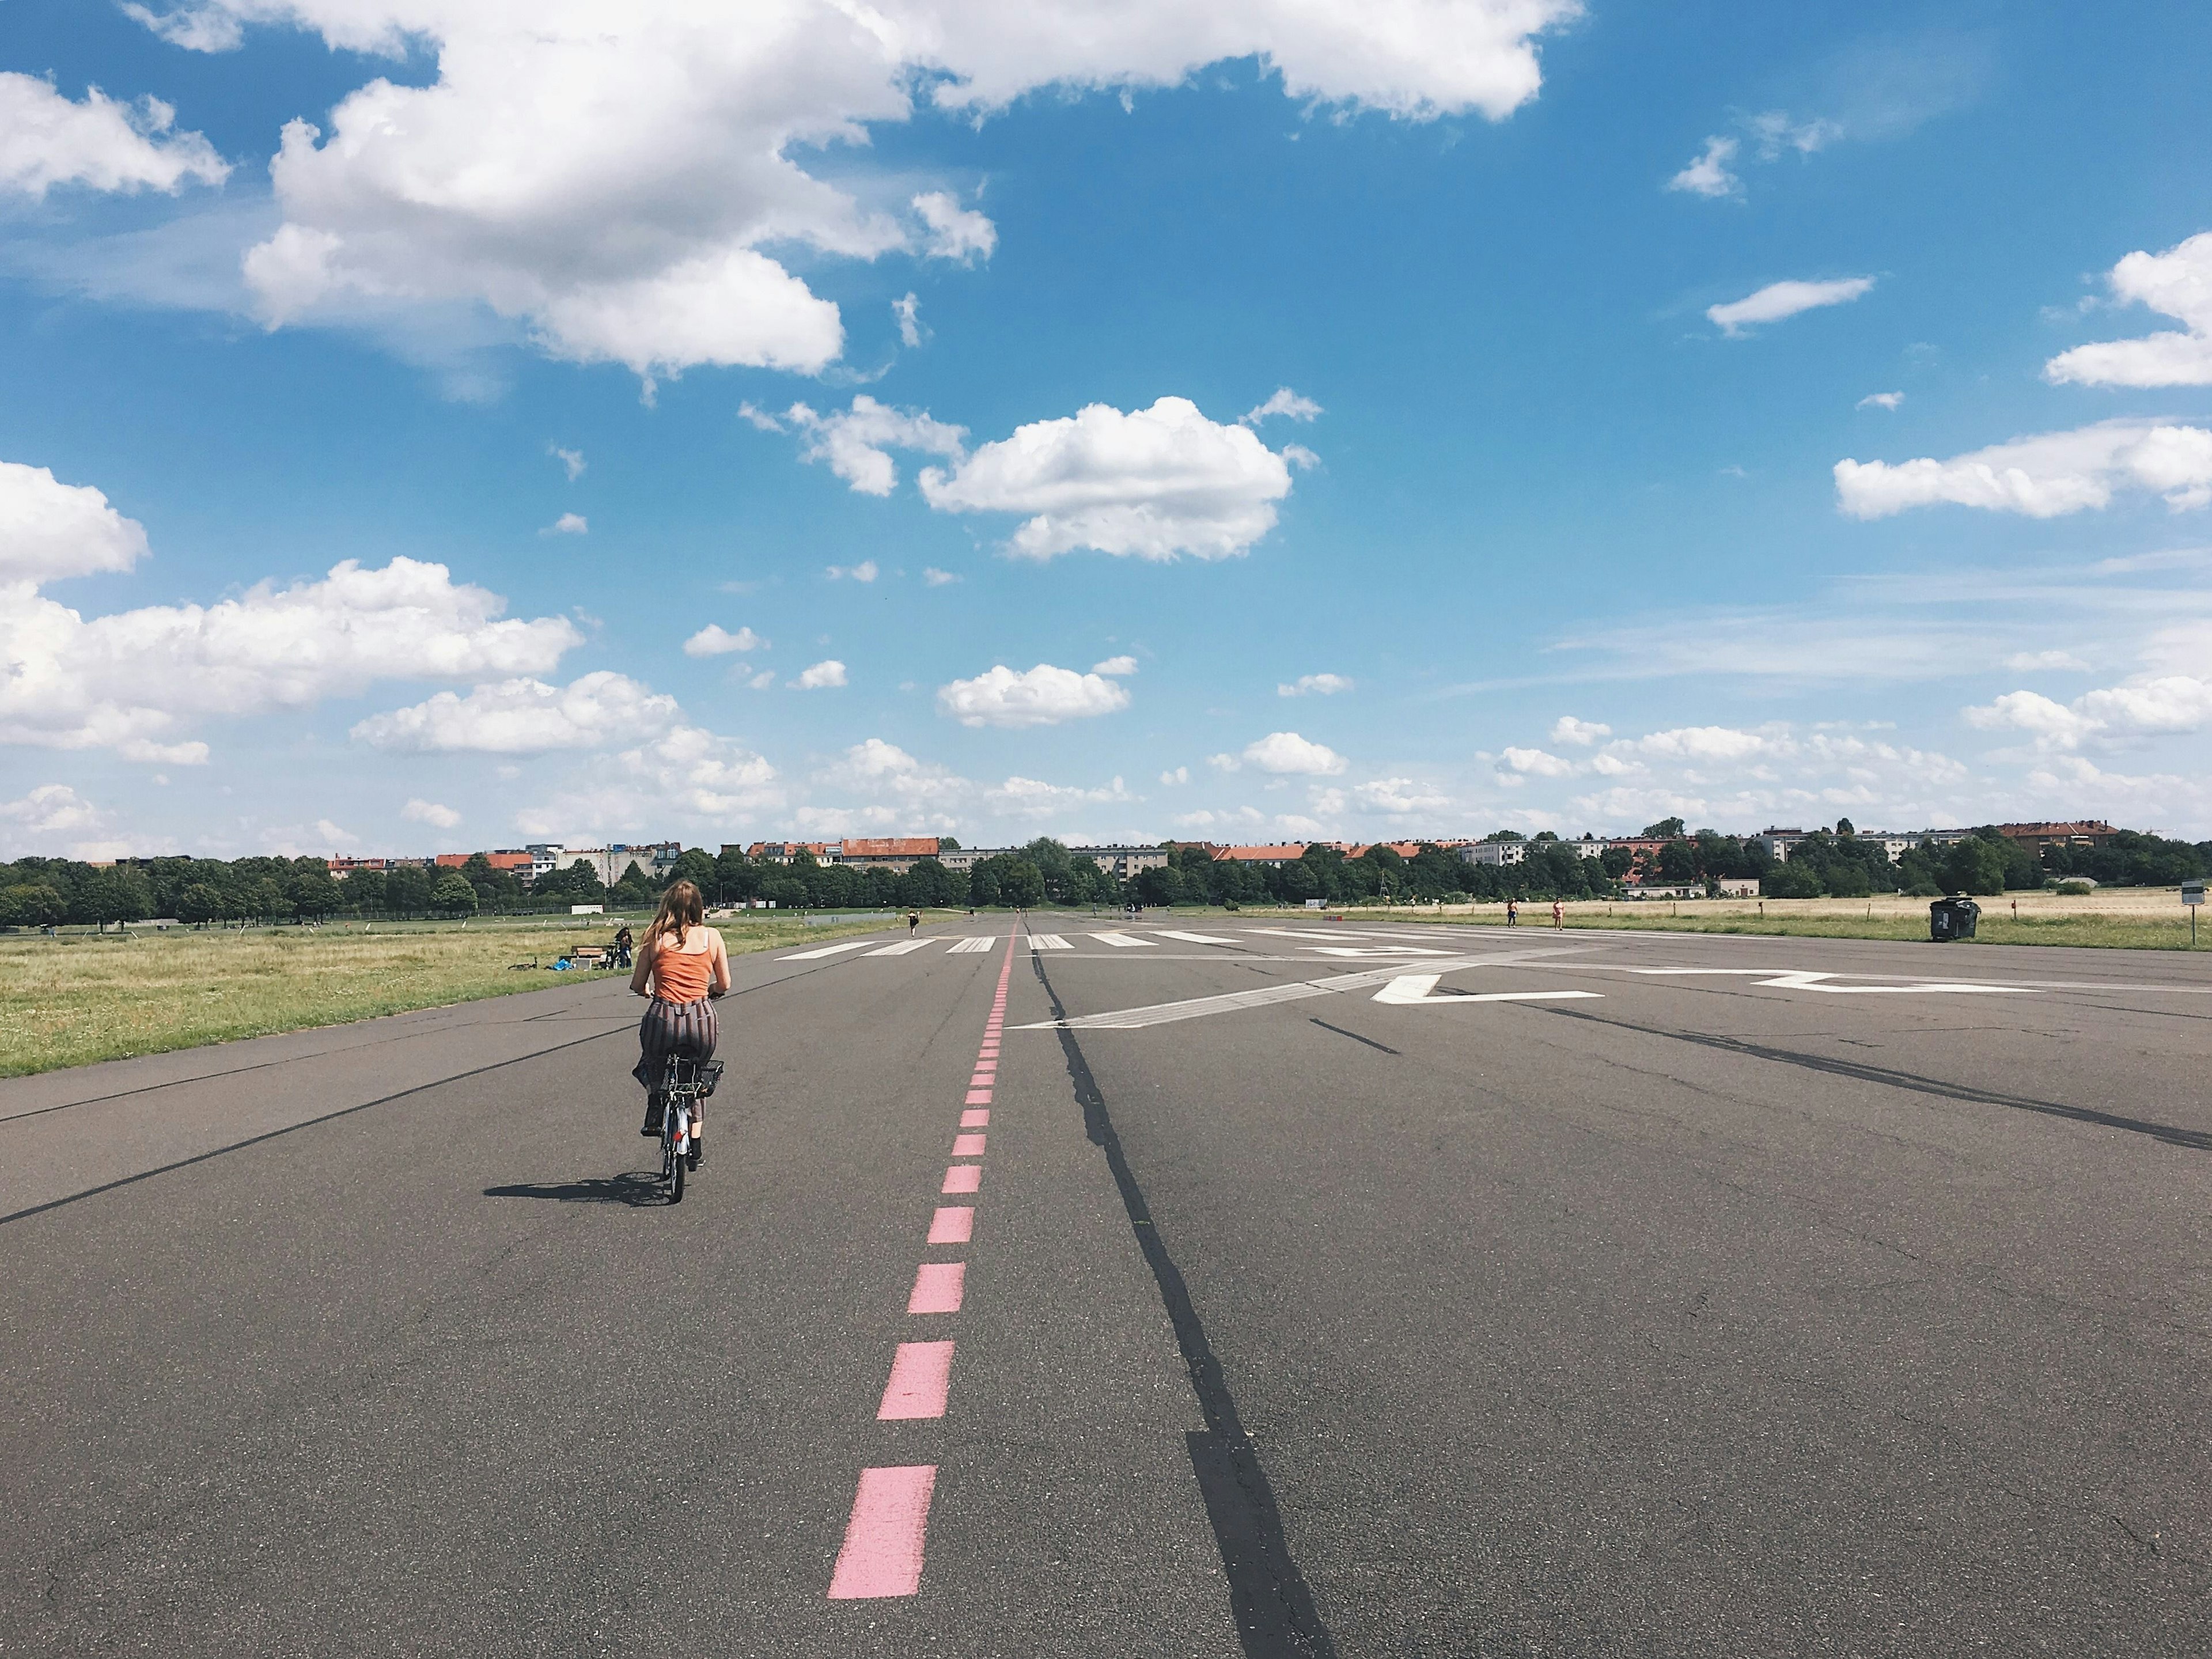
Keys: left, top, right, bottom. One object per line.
{"left": 6, "top": 916, "right": 2212, "bottom": 1656}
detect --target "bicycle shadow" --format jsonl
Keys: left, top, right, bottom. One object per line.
{"left": 483, "top": 1171, "right": 665, "bottom": 1207}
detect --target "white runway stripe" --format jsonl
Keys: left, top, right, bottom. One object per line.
{"left": 1088, "top": 932, "right": 1156, "bottom": 948}
{"left": 944, "top": 936, "right": 995, "bottom": 954}
{"left": 1028, "top": 934, "right": 1071, "bottom": 950}
{"left": 781, "top": 940, "right": 878, "bottom": 960}
{"left": 1156, "top": 930, "right": 1238, "bottom": 945}
{"left": 865, "top": 939, "right": 932, "bottom": 956}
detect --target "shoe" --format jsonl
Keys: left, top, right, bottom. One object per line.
{"left": 687, "top": 1142, "right": 702, "bottom": 1172}
{"left": 641, "top": 1104, "right": 663, "bottom": 1137}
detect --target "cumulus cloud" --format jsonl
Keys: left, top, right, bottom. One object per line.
{"left": 1548, "top": 715, "right": 1610, "bottom": 745}
{"left": 1857, "top": 391, "right": 1904, "bottom": 411}
{"left": 517, "top": 724, "right": 782, "bottom": 836}
{"left": 0, "top": 783, "right": 111, "bottom": 857}
{"left": 922, "top": 566, "right": 959, "bottom": 586}
{"left": 1630, "top": 725, "right": 1768, "bottom": 762}
{"left": 791, "top": 659, "right": 848, "bottom": 689}
{"left": 1354, "top": 777, "right": 1450, "bottom": 814}
{"left": 0, "top": 460, "right": 149, "bottom": 585}
{"left": 3, "top": 551, "right": 579, "bottom": 763}
{"left": 986, "top": 774, "right": 1132, "bottom": 818}
{"left": 935, "top": 662, "right": 1131, "bottom": 728}
{"left": 1707, "top": 276, "right": 1874, "bottom": 336}
{"left": 826, "top": 559, "right": 880, "bottom": 581}
{"left": 819, "top": 737, "right": 967, "bottom": 807}
{"left": 919, "top": 396, "right": 1298, "bottom": 560}
{"left": 2045, "top": 232, "right": 2212, "bottom": 388}
{"left": 402, "top": 797, "right": 461, "bottom": 829}
{"left": 1836, "top": 419, "right": 2212, "bottom": 519}
{"left": 135, "top": 2, "right": 1573, "bottom": 384}
{"left": 1092, "top": 655, "right": 1138, "bottom": 676}
{"left": 1240, "top": 387, "right": 1323, "bottom": 425}
{"left": 1278, "top": 672, "right": 1352, "bottom": 697}
{"left": 785, "top": 396, "right": 967, "bottom": 496}
{"left": 1160, "top": 766, "right": 1190, "bottom": 785}
{"left": 1966, "top": 623, "right": 2212, "bottom": 752}
{"left": 1500, "top": 745, "right": 1574, "bottom": 777}
{"left": 892, "top": 291, "right": 923, "bottom": 348}
{"left": 1236, "top": 730, "right": 1346, "bottom": 775}
{"left": 912, "top": 191, "right": 997, "bottom": 262}
{"left": 551, "top": 445, "right": 586, "bottom": 480}
{"left": 1666, "top": 135, "right": 1738, "bottom": 198}
{"left": 684, "top": 624, "right": 764, "bottom": 657}
{"left": 0, "top": 73, "right": 229, "bottom": 197}
{"left": 351, "top": 670, "right": 678, "bottom": 754}
{"left": 543, "top": 512, "right": 588, "bottom": 535}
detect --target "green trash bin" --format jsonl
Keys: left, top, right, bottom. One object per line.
{"left": 1929, "top": 896, "right": 1979, "bottom": 941}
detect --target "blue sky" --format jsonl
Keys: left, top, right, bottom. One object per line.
{"left": 4, "top": 0, "right": 2212, "bottom": 859}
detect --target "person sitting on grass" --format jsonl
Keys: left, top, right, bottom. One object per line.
{"left": 628, "top": 881, "right": 729, "bottom": 1156}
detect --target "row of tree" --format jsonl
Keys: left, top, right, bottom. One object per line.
{"left": 8, "top": 824, "right": 2210, "bottom": 928}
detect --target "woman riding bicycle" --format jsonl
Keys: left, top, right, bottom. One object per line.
{"left": 628, "top": 880, "right": 730, "bottom": 1154}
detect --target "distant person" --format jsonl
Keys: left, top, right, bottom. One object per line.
{"left": 1506, "top": 899, "right": 1518, "bottom": 927}
{"left": 1552, "top": 899, "right": 1564, "bottom": 931}
{"left": 629, "top": 880, "right": 729, "bottom": 1154}
{"left": 908, "top": 910, "right": 920, "bottom": 937}
{"left": 611, "top": 925, "right": 633, "bottom": 969}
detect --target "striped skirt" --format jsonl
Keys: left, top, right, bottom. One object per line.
{"left": 633, "top": 997, "right": 719, "bottom": 1098}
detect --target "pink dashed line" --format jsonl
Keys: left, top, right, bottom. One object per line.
{"left": 941, "top": 1163, "right": 980, "bottom": 1194}
{"left": 964, "top": 1089, "right": 993, "bottom": 1105}
{"left": 928, "top": 1205, "right": 973, "bottom": 1244}
{"left": 878, "top": 1340, "right": 956, "bottom": 1421}
{"left": 951, "top": 1132, "right": 986, "bottom": 1156}
{"left": 960, "top": 1108, "right": 988, "bottom": 1127}
{"left": 828, "top": 1466, "right": 937, "bottom": 1599}
{"left": 908, "top": 1261, "right": 965, "bottom": 1314}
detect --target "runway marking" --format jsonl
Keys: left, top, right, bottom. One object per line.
{"left": 960, "top": 1108, "right": 988, "bottom": 1127}
{"left": 1089, "top": 931, "right": 1157, "bottom": 948}
{"left": 781, "top": 939, "right": 878, "bottom": 960}
{"left": 1615, "top": 966, "right": 2039, "bottom": 996}
{"left": 1303, "top": 945, "right": 1456, "bottom": 959}
{"left": 1014, "top": 955, "right": 1512, "bottom": 1031}
{"left": 1244, "top": 926, "right": 1403, "bottom": 942}
{"left": 908, "top": 1261, "right": 965, "bottom": 1314}
{"left": 865, "top": 938, "right": 931, "bottom": 956}
{"left": 945, "top": 935, "right": 996, "bottom": 953}
{"left": 928, "top": 1205, "right": 974, "bottom": 1243}
{"left": 828, "top": 1465, "right": 937, "bottom": 1599}
{"left": 942, "top": 1162, "right": 982, "bottom": 1193}
{"left": 1372, "top": 974, "right": 1603, "bottom": 1006}
{"left": 952, "top": 1132, "right": 986, "bottom": 1156}
{"left": 1157, "top": 930, "right": 1238, "bottom": 945}
{"left": 964, "top": 1088, "right": 992, "bottom": 1105}
{"left": 877, "top": 1340, "right": 957, "bottom": 1421}
{"left": 1028, "top": 933, "right": 1071, "bottom": 950}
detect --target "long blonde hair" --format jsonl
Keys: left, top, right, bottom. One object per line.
{"left": 646, "top": 879, "right": 704, "bottom": 947}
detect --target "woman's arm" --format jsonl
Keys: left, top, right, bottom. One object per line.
{"left": 630, "top": 936, "right": 654, "bottom": 997}
{"left": 709, "top": 930, "right": 732, "bottom": 995}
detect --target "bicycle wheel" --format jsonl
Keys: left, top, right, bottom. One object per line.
{"left": 669, "top": 1118, "right": 686, "bottom": 1205}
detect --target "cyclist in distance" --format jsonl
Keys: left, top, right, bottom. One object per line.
{"left": 629, "top": 880, "right": 730, "bottom": 1155}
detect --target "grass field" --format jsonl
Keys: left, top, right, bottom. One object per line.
{"left": 0, "top": 912, "right": 893, "bottom": 1078}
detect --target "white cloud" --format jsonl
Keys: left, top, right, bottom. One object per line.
{"left": 551, "top": 445, "right": 586, "bottom": 480}
{"left": 1857, "top": 391, "right": 1904, "bottom": 411}
{"left": 0, "top": 782, "right": 110, "bottom": 857}
{"left": 1707, "top": 276, "right": 1874, "bottom": 336}
{"left": 130, "top": 3, "right": 1573, "bottom": 384}
{"left": 2006, "top": 649, "right": 2089, "bottom": 672}
{"left": 986, "top": 774, "right": 1132, "bottom": 818}
{"left": 544, "top": 512, "right": 588, "bottom": 535}
{"left": 351, "top": 670, "right": 677, "bottom": 754}
{"left": 787, "top": 397, "right": 967, "bottom": 497}
{"left": 791, "top": 658, "right": 848, "bottom": 689}
{"left": 1160, "top": 766, "right": 1189, "bottom": 785}
{"left": 1665, "top": 135, "right": 1738, "bottom": 198}
{"left": 1354, "top": 777, "right": 1450, "bottom": 814}
{"left": 1548, "top": 715, "right": 1610, "bottom": 745}
{"left": 1092, "top": 655, "right": 1138, "bottom": 676}
{"left": 1239, "top": 730, "right": 1346, "bottom": 775}
{"left": 819, "top": 737, "right": 966, "bottom": 806}
{"left": 0, "top": 73, "right": 229, "bottom": 197}
{"left": 827, "top": 560, "right": 880, "bottom": 582}
{"left": 402, "top": 797, "right": 461, "bottom": 829}
{"left": 517, "top": 724, "right": 782, "bottom": 836}
{"left": 912, "top": 191, "right": 997, "bottom": 263}
{"left": 1629, "top": 725, "right": 1769, "bottom": 762}
{"left": 1836, "top": 419, "right": 2212, "bottom": 519}
{"left": 1278, "top": 672, "right": 1353, "bottom": 697}
{"left": 1966, "top": 623, "right": 2212, "bottom": 752}
{"left": 3, "top": 553, "right": 578, "bottom": 763}
{"left": 935, "top": 662, "right": 1131, "bottom": 727}
{"left": 919, "top": 396, "right": 1298, "bottom": 560}
{"left": 922, "top": 566, "right": 959, "bottom": 586}
{"left": 892, "top": 291, "right": 923, "bottom": 348}
{"left": 1500, "top": 745, "right": 1574, "bottom": 777}
{"left": 2045, "top": 232, "right": 2212, "bottom": 388}
{"left": 0, "top": 460, "right": 150, "bottom": 585}
{"left": 1240, "top": 387, "right": 1323, "bottom": 425}
{"left": 1745, "top": 110, "right": 1841, "bottom": 157}
{"left": 684, "top": 624, "right": 765, "bottom": 657}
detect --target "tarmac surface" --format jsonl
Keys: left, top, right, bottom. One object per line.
{"left": 6, "top": 915, "right": 2212, "bottom": 1656}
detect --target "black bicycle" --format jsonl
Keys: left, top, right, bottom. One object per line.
{"left": 655, "top": 1057, "right": 721, "bottom": 1205}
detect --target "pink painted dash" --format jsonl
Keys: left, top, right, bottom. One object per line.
{"left": 927, "top": 1205, "right": 974, "bottom": 1244}
{"left": 908, "top": 1261, "right": 965, "bottom": 1314}
{"left": 951, "top": 1132, "right": 986, "bottom": 1156}
{"left": 972, "top": 1062, "right": 997, "bottom": 1076}
{"left": 941, "top": 1163, "right": 981, "bottom": 1194}
{"left": 877, "top": 1340, "right": 956, "bottom": 1420}
{"left": 827, "top": 1465, "right": 937, "bottom": 1599}
{"left": 964, "top": 1089, "right": 993, "bottom": 1105}
{"left": 960, "top": 1108, "right": 988, "bottom": 1127}
{"left": 967, "top": 1074, "right": 993, "bottom": 1090}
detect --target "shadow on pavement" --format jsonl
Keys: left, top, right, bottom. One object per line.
{"left": 483, "top": 1171, "right": 664, "bottom": 1206}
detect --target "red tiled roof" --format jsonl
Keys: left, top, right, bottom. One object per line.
{"left": 839, "top": 837, "right": 940, "bottom": 858}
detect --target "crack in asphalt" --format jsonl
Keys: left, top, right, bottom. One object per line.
{"left": 1030, "top": 949, "right": 1338, "bottom": 1659}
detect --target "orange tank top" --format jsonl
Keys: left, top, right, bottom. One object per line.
{"left": 651, "top": 933, "right": 713, "bottom": 1002}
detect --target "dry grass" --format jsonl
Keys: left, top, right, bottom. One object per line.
{"left": 0, "top": 913, "right": 892, "bottom": 1078}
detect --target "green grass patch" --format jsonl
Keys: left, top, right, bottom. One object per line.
{"left": 0, "top": 912, "right": 893, "bottom": 1078}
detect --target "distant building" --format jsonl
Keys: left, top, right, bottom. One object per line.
{"left": 747, "top": 841, "right": 839, "bottom": 865}
{"left": 838, "top": 836, "right": 942, "bottom": 874}
{"left": 1073, "top": 844, "right": 1168, "bottom": 877}
{"left": 1994, "top": 820, "right": 2118, "bottom": 850}
{"left": 1749, "top": 828, "right": 1809, "bottom": 863}
{"left": 1460, "top": 842, "right": 1526, "bottom": 867}
{"left": 1210, "top": 844, "right": 1312, "bottom": 868}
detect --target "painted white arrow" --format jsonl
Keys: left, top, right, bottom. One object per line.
{"left": 1371, "top": 975, "right": 1603, "bottom": 1006}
